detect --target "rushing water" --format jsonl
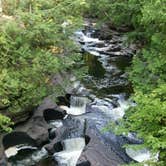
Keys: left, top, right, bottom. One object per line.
{"left": 54, "top": 138, "right": 85, "bottom": 166}
{"left": 60, "top": 96, "right": 90, "bottom": 115}
{"left": 7, "top": 23, "right": 153, "bottom": 165}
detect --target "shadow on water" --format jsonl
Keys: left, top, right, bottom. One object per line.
{"left": 36, "top": 158, "right": 56, "bottom": 166}
{"left": 109, "top": 56, "right": 132, "bottom": 71}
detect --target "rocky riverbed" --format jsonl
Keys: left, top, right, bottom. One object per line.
{"left": 0, "top": 20, "right": 148, "bottom": 166}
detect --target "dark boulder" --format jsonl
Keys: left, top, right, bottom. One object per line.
{"left": 48, "top": 128, "right": 57, "bottom": 140}
{"left": 2, "top": 132, "right": 36, "bottom": 150}
{"left": 43, "top": 108, "right": 66, "bottom": 122}
{"left": 53, "top": 142, "right": 63, "bottom": 153}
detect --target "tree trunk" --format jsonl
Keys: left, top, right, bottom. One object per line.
{"left": 0, "top": 0, "right": 2, "bottom": 15}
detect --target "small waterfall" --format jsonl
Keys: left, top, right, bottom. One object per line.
{"left": 125, "top": 147, "right": 158, "bottom": 163}
{"left": 60, "top": 96, "right": 89, "bottom": 115}
{"left": 86, "top": 32, "right": 92, "bottom": 38}
{"left": 110, "top": 95, "right": 130, "bottom": 120}
{"left": 9, "top": 147, "right": 48, "bottom": 166}
{"left": 70, "top": 96, "right": 86, "bottom": 107}
{"left": 74, "top": 31, "right": 104, "bottom": 44}
{"left": 91, "top": 95, "right": 131, "bottom": 120}
{"left": 69, "top": 96, "right": 89, "bottom": 115}
{"left": 48, "top": 120, "right": 63, "bottom": 128}
{"left": 5, "top": 145, "right": 37, "bottom": 158}
{"left": 54, "top": 137, "right": 85, "bottom": 166}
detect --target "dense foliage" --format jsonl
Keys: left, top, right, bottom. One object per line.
{"left": 87, "top": 0, "right": 166, "bottom": 165}
{"left": 0, "top": 0, "right": 88, "bottom": 132}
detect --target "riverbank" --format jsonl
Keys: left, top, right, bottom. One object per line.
{"left": 0, "top": 19, "right": 140, "bottom": 166}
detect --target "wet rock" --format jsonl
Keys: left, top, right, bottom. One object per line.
{"left": 21, "top": 97, "right": 62, "bottom": 146}
{"left": 21, "top": 115, "right": 48, "bottom": 146}
{"left": 3, "top": 132, "right": 36, "bottom": 150}
{"left": 100, "top": 132, "right": 133, "bottom": 163}
{"left": 89, "top": 42, "right": 106, "bottom": 48}
{"left": 56, "top": 96, "right": 70, "bottom": 107}
{"left": 54, "top": 142, "right": 64, "bottom": 152}
{"left": 2, "top": 132, "right": 37, "bottom": 159}
{"left": 77, "top": 121, "right": 125, "bottom": 166}
{"left": 77, "top": 161, "right": 91, "bottom": 166}
{"left": 13, "top": 100, "right": 66, "bottom": 147}
{"left": 48, "top": 128, "right": 57, "bottom": 140}
{"left": 13, "top": 115, "right": 49, "bottom": 147}
{"left": 44, "top": 127, "right": 67, "bottom": 154}
{"left": 34, "top": 97, "right": 57, "bottom": 117}
{"left": 0, "top": 153, "right": 8, "bottom": 166}
{"left": 43, "top": 108, "right": 66, "bottom": 122}
{"left": 97, "top": 24, "right": 123, "bottom": 41}
{"left": 27, "top": 125, "right": 49, "bottom": 146}
{"left": 44, "top": 116, "right": 85, "bottom": 154}
{"left": 62, "top": 115, "right": 85, "bottom": 139}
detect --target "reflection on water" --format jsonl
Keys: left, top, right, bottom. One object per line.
{"left": 82, "top": 50, "right": 133, "bottom": 97}
{"left": 84, "top": 53, "right": 106, "bottom": 78}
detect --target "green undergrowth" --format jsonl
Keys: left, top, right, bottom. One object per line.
{"left": 0, "top": 0, "right": 89, "bottom": 133}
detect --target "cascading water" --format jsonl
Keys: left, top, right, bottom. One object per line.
{"left": 8, "top": 147, "right": 48, "bottom": 166}
{"left": 5, "top": 145, "right": 37, "bottom": 158}
{"left": 54, "top": 138, "right": 85, "bottom": 166}
{"left": 90, "top": 94, "right": 131, "bottom": 121}
{"left": 72, "top": 23, "right": 152, "bottom": 165}
{"left": 60, "top": 96, "right": 90, "bottom": 115}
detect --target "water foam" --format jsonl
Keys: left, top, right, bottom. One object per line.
{"left": 54, "top": 137, "right": 85, "bottom": 166}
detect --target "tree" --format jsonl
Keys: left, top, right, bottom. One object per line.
{"left": 0, "top": 0, "right": 2, "bottom": 14}
{"left": 0, "top": 0, "right": 88, "bottom": 132}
